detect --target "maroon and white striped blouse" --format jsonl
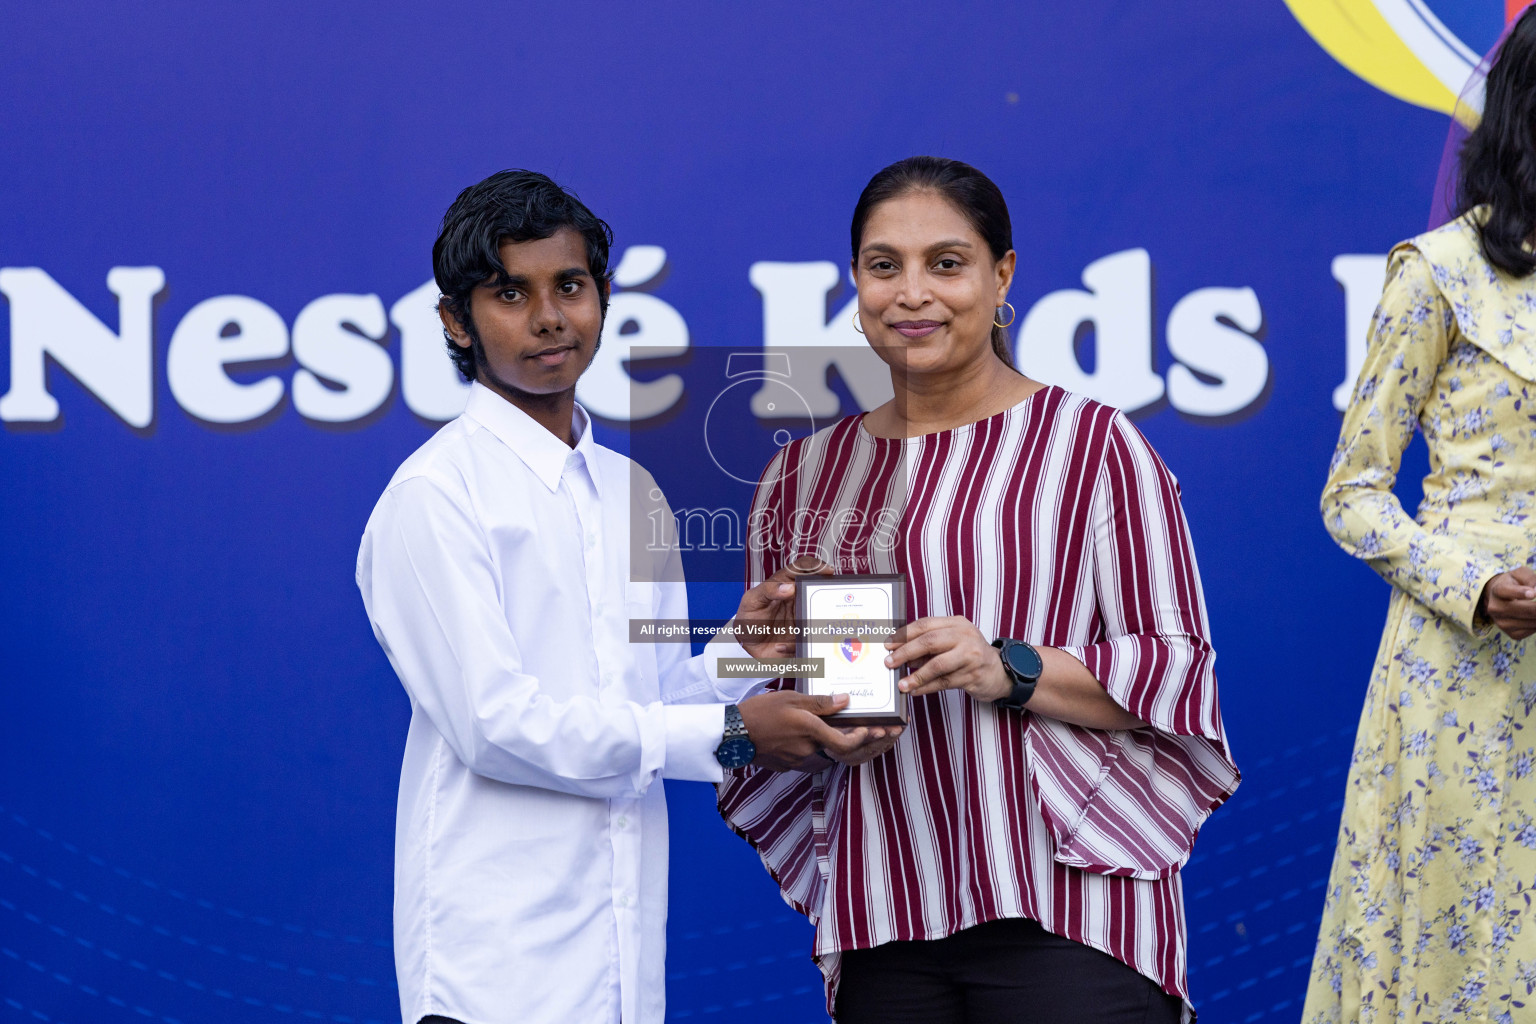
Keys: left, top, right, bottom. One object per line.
{"left": 717, "top": 386, "right": 1239, "bottom": 1018}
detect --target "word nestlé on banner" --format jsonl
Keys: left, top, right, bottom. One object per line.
{"left": 0, "top": 244, "right": 1383, "bottom": 432}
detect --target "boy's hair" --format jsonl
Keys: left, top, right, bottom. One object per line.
{"left": 433, "top": 169, "right": 614, "bottom": 381}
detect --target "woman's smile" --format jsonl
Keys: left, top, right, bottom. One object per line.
{"left": 890, "top": 319, "right": 943, "bottom": 338}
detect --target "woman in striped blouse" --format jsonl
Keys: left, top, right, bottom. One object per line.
{"left": 718, "top": 156, "right": 1239, "bottom": 1023}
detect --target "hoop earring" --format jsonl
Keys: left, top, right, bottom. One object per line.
{"left": 993, "top": 302, "right": 1016, "bottom": 329}
{"left": 852, "top": 310, "right": 866, "bottom": 335}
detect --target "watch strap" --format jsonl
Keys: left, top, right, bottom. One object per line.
{"left": 714, "top": 703, "right": 756, "bottom": 769}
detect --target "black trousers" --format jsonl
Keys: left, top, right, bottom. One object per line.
{"left": 834, "top": 918, "right": 1184, "bottom": 1024}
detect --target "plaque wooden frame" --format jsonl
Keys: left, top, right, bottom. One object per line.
{"left": 793, "top": 572, "right": 909, "bottom": 727}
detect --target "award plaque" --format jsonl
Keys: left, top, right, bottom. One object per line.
{"left": 794, "top": 573, "right": 908, "bottom": 726}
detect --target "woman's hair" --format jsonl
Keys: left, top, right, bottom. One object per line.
{"left": 850, "top": 156, "right": 1016, "bottom": 366}
{"left": 1457, "top": 6, "right": 1536, "bottom": 277}
{"left": 433, "top": 169, "right": 613, "bottom": 382}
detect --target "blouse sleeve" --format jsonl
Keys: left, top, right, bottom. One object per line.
{"left": 1044, "top": 412, "right": 1241, "bottom": 878}
{"left": 1321, "top": 245, "right": 1503, "bottom": 633}
{"left": 716, "top": 445, "right": 831, "bottom": 918}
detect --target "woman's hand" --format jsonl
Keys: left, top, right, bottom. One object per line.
{"left": 885, "top": 615, "right": 1149, "bottom": 730}
{"left": 886, "top": 616, "right": 1011, "bottom": 701}
{"left": 1481, "top": 567, "right": 1536, "bottom": 641}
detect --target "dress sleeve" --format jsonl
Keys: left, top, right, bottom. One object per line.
{"left": 1322, "top": 245, "right": 1503, "bottom": 633}
{"left": 715, "top": 446, "right": 832, "bottom": 919}
{"left": 1044, "top": 412, "right": 1241, "bottom": 878}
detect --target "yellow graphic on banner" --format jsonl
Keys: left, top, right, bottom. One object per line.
{"left": 1284, "top": 0, "right": 1492, "bottom": 112}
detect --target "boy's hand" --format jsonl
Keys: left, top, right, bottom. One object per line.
{"left": 824, "top": 725, "right": 904, "bottom": 766}
{"left": 739, "top": 691, "right": 892, "bottom": 771}
{"left": 730, "top": 558, "right": 833, "bottom": 659}
{"left": 731, "top": 577, "right": 797, "bottom": 659}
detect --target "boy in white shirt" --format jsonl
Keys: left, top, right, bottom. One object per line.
{"left": 357, "top": 170, "right": 888, "bottom": 1024}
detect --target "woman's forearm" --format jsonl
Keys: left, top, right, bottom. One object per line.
{"left": 1027, "top": 646, "right": 1148, "bottom": 731}
{"left": 887, "top": 616, "right": 1151, "bottom": 731}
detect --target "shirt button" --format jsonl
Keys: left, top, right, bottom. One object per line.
{"left": 616, "top": 815, "right": 629, "bottom": 830}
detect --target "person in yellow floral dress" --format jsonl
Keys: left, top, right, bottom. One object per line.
{"left": 1305, "top": 13, "right": 1536, "bottom": 1022}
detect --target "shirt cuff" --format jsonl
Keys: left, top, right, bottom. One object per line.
{"left": 661, "top": 703, "right": 726, "bottom": 783}
{"left": 704, "top": 625, "right": 775, "bottom": 699}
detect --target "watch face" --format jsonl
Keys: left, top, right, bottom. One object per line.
{"left": 716, "top": 737, "right": 756, "bottom": 770}
{"left": 1004, "top": 642, "right": 1044, "bottom": 679}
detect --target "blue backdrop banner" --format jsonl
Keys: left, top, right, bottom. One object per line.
{"left": 0, "top": 2, "right": 1510, "bottom": 1021}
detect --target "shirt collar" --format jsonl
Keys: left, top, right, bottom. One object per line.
{"left": 464, "top": 382, "right": 602, "bottom": 496}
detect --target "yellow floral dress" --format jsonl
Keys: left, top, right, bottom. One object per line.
{"left": 1305, "top": 214, "right": 1536, "bottom": 1024}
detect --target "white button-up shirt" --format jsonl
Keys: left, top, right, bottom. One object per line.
{"left": 356, "top": 383, "right": 759, "bottom": 1024}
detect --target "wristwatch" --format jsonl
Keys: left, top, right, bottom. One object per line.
{"left": 990, "top": 638, "right": 1043, "bottom": 711}
{"left": 714, "top": 703, "right": 756, "bottom": 769}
